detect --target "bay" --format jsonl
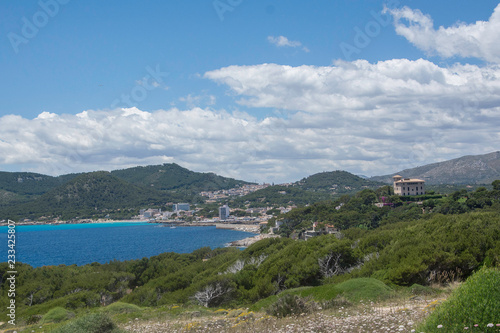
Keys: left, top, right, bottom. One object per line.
{"left": 0, "top": 222, "right": 253, "bottom": 267}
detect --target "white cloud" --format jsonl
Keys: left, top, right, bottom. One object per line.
{"left": 386, "top": 4, "right": 500, "bottom": 63}
{"left": 2, "top": 58, "right": 500, "bottom": 183}
{"left": 268, "top": 35, "right": 310, "bottom": 52}
{"left": 204, "top": 59, "right": 500, "bottom": 176}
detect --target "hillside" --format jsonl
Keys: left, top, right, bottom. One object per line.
{"left": 228, "top": 171, "right": 384, "bottom": 208}
{"left": 0, "top": 164, "right": 253, "bottom": 219}
{"left": 111, "top": 163, "right": 253, "bottom": 192}
{"left": 0, "top": 171, "right": 79, "bottom": 196}
{"left": 0, "top": 171, "right": 176, "bottom": 221}
{"left": 295, "top": 170, "right": 383, "bottom": 193}
{"left": 371, "top": 151, "right": 500, "bottom": 185}
{"left": 231, "top": 185, "right": 332, "bottom": 207}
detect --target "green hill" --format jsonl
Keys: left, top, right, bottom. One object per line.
{"left": 0, "top": 189, "right": 27, "bottom": 207}
{"left": 231, "top": 171, "right": 384, "bottom": 208}
{"left": 111, "top": 163, "right": 253, "bottom": 192}
{"left": 0, "top": 171, "right": 175, "bottom": 221}
{"left": 295, "top": 170, "right": 383, "bottom": 194}
{"left": 0, "top": 171, "right": 79, "bottom": 196}
{"left": 231, "top": 185, "right": 332, "bottom": 207}
{"left": 0, "top": 164, "right": 254, "bottom": 220}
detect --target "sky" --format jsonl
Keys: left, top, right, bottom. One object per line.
{"left": 0, "top": 0, "right": 499, "bottom": 184}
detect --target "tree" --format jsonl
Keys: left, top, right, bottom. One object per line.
{"left": 492, "top": 180, "right": 500, "bottom": 191}
{"left": 192, "top": 281, "right": 233, "bottom": 307}
{"left": 318, "top": 252, "right": 345, "bottom": 278}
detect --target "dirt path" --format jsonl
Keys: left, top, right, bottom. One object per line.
{"left": 121, "top": 297, "right": 442, "bottom": 333}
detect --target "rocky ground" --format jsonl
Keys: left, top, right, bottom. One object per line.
{"left": 121, "top": 297, "right": 442, "bottom": 333}
{"left": 228, "top": 234, "right": 280, "bottom": 247}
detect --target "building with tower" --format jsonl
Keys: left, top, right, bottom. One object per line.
{"left": 393, "top": 175, "right": 425, "bottom": 196}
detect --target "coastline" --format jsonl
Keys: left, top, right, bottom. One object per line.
{"left": 227, "top": 233, "right": 280, "bottom": 247}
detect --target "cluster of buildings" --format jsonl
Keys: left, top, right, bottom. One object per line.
{"left": 135, "top": 201, "right": 298, "bottom": 226}
{"left": 137, "top": 203, "right": 195, "bottom": 221}
{"left": 200, "top": 184, "right": 271, "bottom": 202}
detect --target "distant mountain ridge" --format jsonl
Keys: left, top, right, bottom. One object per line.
{"left": 370, "top": 151, "right": 500, "bottom": 185}
{"left": 0, "top": 163, "right": 251, "bottom": 199}
{"left": 0, "top": 164, "right": 253, "bottom": 220}
{"left": 2, "top": 152, "right": 500, "bottom": 221}
{"left": 111, "top": 163, "right": 254, "bottom": 192}
{"left": 0, "top": 171, "right": 176, "bottom": 220}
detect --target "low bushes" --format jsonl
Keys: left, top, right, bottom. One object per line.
{"left": 418, "top": 267, "right": 500, "bottom": 332}
{"left": 41, "top": 306, "right": 74, "bottom": 323}
{"left": 51, "top": 312, "right": 123, "bottom": 333}
{"left": 266, "top": 294, "right": 316, "bottom": 318}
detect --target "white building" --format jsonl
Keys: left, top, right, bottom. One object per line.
{"left": 173, "top": 203, "right": 190, "bottom": 212}
{"left": 393, "top": 175, "right": 425, "bottom": 196}
{"left": 219, "top": 204, "right": 230, "bottom": 220}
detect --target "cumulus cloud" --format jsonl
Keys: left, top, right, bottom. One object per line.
{"left": 1, "top": 58, "right": 499, "bottom": 183}
{"left": 204, "top": 59, "right": 500, "bottom": 174}
{"left": 268, "top": 35, "right": 310, "bottom": 52}
{"left": 386, "top": 4, "right": 500, "bottom": 63}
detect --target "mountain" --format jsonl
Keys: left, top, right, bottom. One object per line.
{"left": 111, "top": 163, "right": 254, "bottom": 192}
{"left": 295, "top": 170, "right": 384, "bottom": 194}
{"left": 0, "top": 171, "right": 79, "bottom": 196}
{"left": 0, "top": 163, "right": 252, "bottom": 208}
{"left": 0, "top": 171, "right": 175, "bottom": 221}
{"left": 0, "top": 164, "right": 253, "bottom": 220}
{"left": 370, "top": 151, "right": 500, "bottom": 185}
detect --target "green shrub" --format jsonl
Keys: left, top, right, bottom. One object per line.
{"left": 51, "top": 312, "right": 123, "bottom": 333}
{"left": 26, "top": 314, "right": 42, "bottom": 325}
{"left": 266, "top": 294, "right": 316, "bottom": 318}
{"left": 335, "top": 278, "right": 393, "bottom": 301}
{"left": 41, "top": 307, "right": 74, "bottom": 323}
{"left": 418, "top": 267, "right": 500, "bottom": 332}
{"left": 248, "top": 295, "right": 278, "bottom": 312}
{"left": 410, "top": 283, "right": 437, "bottom": 296}
{"left": 293, "top": 284, "right": 340, "bottom": 301}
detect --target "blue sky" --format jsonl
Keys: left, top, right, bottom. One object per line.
{"left": 1, "top": 0, "right": 500, "bottom": 183}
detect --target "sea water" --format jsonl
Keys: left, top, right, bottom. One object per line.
{"left": 0, "top": 223, "right": 253, "bottom": 267}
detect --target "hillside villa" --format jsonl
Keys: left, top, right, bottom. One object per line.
{"left": 393, "top": 175, "right": 425, "bottom": 196}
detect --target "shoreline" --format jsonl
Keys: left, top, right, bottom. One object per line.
{"left": 227, "top": 234, "right": 280, "bottom": 247}
{"left": 0, "top": 219, "right": 150, "bottom": 227}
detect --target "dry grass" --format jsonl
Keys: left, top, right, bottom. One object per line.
{"left": 120, "top": 297, "right": 444, "bottom": 333}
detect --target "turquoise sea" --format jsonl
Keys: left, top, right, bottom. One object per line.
{"left": 0, "top": 222, "right": 253, "bottom": 267}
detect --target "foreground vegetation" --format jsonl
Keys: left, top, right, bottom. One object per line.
{"left": 1, "top": 212, "right": 499, "bottom": 328}
{"left": 3, "top": 268, "right": 499, "bottom": 332}
{"left": 417, "top": 267, "right": 500, "bottom": 332}
{"left": 1, "top": 182, "right": 499, "bottom": 332}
